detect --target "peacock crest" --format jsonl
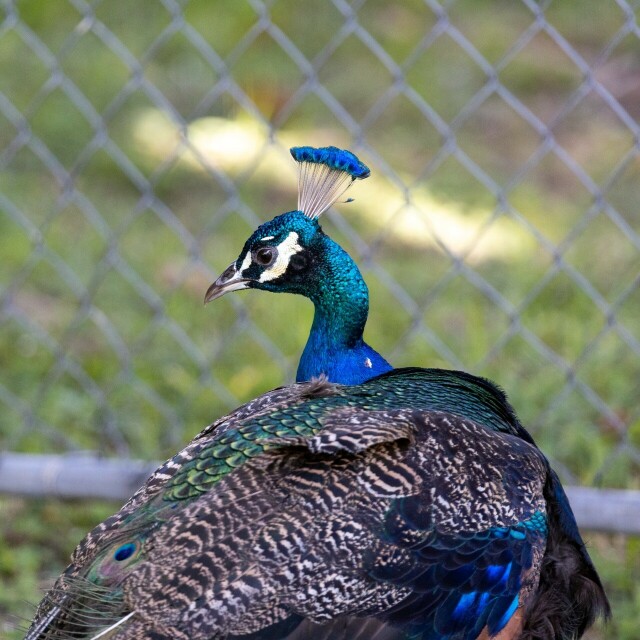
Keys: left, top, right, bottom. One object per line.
{"left": 291, "top": 145, "right": 370, "bottom": 220}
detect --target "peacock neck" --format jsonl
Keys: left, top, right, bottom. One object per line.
{"left": 296, "top": 237, "right": 392, "bottom": 385}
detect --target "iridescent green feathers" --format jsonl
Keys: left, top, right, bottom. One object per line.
{"left": 161, "top": 367, "right": 529, "bottom": 502}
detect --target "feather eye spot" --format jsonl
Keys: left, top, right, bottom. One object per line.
{"left": 114, "top": 542, "right": 137, "bottom": 562}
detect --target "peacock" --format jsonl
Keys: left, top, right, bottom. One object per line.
{"left": 26, "top": 146, "right": 609, "bottom": 640}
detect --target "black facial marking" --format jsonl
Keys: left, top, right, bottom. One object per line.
{"left": 289, "top": 253, "right": 308, "bottom": 272}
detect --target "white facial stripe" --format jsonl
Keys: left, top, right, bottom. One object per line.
{"left": 238, "top": 251, "right": 252, "bottom": 275}
{"left": 260, "top": 235, "right": 274, "bottom": 241}
{"left": 259, "top": 231, "right": 303, "bottom": 282}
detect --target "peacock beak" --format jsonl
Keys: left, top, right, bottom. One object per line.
{"left": 204, "top": 262, "right": 250, "bottom": 304}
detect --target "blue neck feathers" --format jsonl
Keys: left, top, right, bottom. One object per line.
{"left": 296, "top": 236, "right": 392, "bottom": 384}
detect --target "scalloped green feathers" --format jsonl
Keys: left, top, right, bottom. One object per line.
{"left": 290, "top": 145, "right": 370, "bottom": 220}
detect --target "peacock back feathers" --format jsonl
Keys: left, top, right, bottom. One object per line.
{"left": 27, "top": 371, "right": 608, "bottom": 640}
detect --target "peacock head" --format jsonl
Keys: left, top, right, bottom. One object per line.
{"left": 204, "top": 146, "right": 370, "bottom": 304}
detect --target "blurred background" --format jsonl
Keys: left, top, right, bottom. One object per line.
{"left": 1, "top": 0, "right": 639, "bottom": 637}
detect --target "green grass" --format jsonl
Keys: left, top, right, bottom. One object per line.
{"left": 1, "top": 1, "right": 640, "bottom": 637}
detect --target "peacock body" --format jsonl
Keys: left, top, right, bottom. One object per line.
{"left": 26, "top": 147, "right": 609, "bottom": 640}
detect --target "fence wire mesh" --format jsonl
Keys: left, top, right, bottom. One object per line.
{"left": 2, "top": 1, "right": 640, "bottom": 637}
{"left": 1, "top": 0, "right": 639, "bottom": 498}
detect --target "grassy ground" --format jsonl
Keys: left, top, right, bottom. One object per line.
{"left": 1, "top": 1, "right": 640, "bottom": 637}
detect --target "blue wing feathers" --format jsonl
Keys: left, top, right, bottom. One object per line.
{"left": 487, "top": 593, "right": 520, "bottom": 635}
{"left": 367, "top": 498, "right": 547, "bottom": 639}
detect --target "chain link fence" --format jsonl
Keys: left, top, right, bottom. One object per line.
{"left": 1, "top": 0, "right": 639, "bottom": 528}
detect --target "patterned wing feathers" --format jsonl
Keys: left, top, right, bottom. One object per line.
{"left": 180, "top": 414, "right": 531, "bottom": 636}
{"left": 30, "top": 397, "right": 549, "bottom": 640}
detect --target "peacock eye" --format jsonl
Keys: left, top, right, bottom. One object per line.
{"left": 254, "top": 246, "right": 277, "bottom": 266}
